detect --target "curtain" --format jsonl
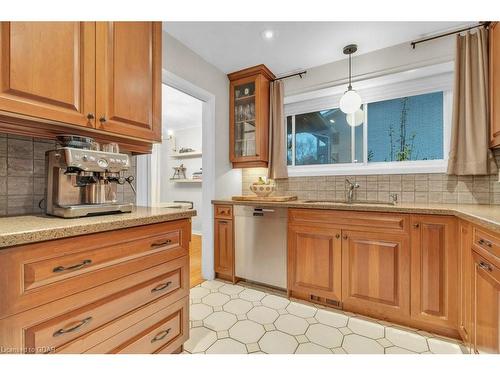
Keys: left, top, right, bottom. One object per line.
{"left": 447, "top": 28, "right": 498, "bottom": 175}
{"left": 267, "top": 80, "right": 288, "bottom": 179}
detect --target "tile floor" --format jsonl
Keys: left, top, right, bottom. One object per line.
{"left": 184, "top": 280, "right": 466, "bottom": 354}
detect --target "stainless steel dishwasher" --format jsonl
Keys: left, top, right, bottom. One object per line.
{"left": 234, "top": 205, "right": 287, "bottom": 289}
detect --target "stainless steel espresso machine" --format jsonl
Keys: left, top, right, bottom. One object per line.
{"left": 45, "top": 135, "right": 135, "bottom": 218}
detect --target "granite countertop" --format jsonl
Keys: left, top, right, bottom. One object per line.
{"left": 213, "top": 199, "right": 500, "bottom": 233}
{"left": 0, "top": 206, "right": 197, "bottom": 249}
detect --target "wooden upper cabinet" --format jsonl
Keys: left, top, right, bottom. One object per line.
{"left": 0, "top": 22, "right": 95, "bottom": 128}
{"left": 471, "top": 250, "right": 500, "bottom": 354}
{"left": 410, "top": 215, "right": 458, "bottom": 334}
{"left": 228, "top": 65, "right": 275, "bottom": 168}
{"left": 95, "top": 22, "right": 161, "bottom": 142}
{"left": 288, "top": 224, "right": 342, "bottom": 302}
{"left": 341, "top": 230, "right": 410, "bottom": 320}
{"left": 490, "top": 22, "right": 500, "bottom": 148}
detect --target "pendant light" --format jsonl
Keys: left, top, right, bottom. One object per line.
{"left": 339, "top": 44, "right": 362, "bottom": 114}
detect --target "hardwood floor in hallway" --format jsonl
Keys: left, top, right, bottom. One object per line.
{"left": 190, "top": 234, "right": 204, "bottom": 287}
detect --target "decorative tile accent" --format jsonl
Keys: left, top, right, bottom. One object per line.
{"left": 186, "top": 281, "right": 465, "bottom": 355}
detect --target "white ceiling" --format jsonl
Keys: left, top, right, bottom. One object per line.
{"left": 163, "top": 22, "right": 471, "bottom": 75}
{"left": 162, "top": 84, "right": 203, "bottom": 132}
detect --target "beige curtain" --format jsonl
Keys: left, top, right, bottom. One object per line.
{"left": 447, "top": 28, "right": 498, "bottom": 175}
{"left": 267, "top": 80, "right": 288, "bottom": 179}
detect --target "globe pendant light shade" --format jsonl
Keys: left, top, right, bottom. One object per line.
{"left": 340, "top": 44, "right": 362, "bottom": 114}
{"left": 340, "top": 89, "right": 362, "bottom": 114}
{"left": 346, "top": 108, "right": 364, "bottom": 127}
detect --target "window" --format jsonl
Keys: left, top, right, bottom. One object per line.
{"left": 286, "top": 77, "right": 451, "bottom": 177}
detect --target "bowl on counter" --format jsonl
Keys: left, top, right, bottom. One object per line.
{"left": 249, "top": 183, "right": 275, "bottom": 197}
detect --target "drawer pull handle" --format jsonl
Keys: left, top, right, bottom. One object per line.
{"left": 479, "top": 261, "right": 493, "bottom": 272}
{"left": 53, "top": 317, "right": 92, "bottom": 337}
{"left": 151, "top": 328, "right": 171, "bottom": 343}
{"left": 478, "top": 238, "right": 492, "bottom": 248}
{"left": 151, "top": 239, "right": 173, "bottom": 248}
{"left": 151, "top": 281, "right": 172, "bottom": 293}
{"left": 413, "top": 223, "right": 420, "bottom": 228}
{"left": 53, "top": 259, "right": 92, "bottom": 273}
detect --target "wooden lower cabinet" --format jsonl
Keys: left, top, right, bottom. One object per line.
{"left": 214, "top": 217, "right": 235, "bottom": 282}
{"left": 0, "top": 219, "right": 191, "bottom": 354}
{"left": 288, "top": 224, "right": 342, "bottom": 302}
{"left": 458, "top": 220, "right": 473, "bottom": 351}
{"left": 341, "top": 230, "right": 410, "bottom": 321}
{"left": 471, "top": 248, "right": 500, "bottom": 354}
{"left": 410, "top": 215, "right": 458, "bottom": 336}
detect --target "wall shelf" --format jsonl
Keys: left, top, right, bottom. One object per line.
{"left": 169, "top": 151, "right": 202, "bottom": 158}
{"left": 170, "top": 178, "right": 202, "bottom": 184}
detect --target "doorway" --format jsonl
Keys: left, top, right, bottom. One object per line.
{"left": 136, "top": 70, "right": 216, "bottom": 287}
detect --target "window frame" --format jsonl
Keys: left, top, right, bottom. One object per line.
{"left": 285, "top": 66, "right": 453, "bottom": 177}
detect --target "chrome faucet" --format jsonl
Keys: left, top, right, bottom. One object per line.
{"left": 345, "top": 178, "right": 360, "bottom": 203}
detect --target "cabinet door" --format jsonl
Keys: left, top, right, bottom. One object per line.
{"left": 214, "top": 218, "right": 234, "bottom": 280}
{"left": 288, "top": 224, "right": 342, "bottom": 301}
{"left": 490, "top": 22, "right": 500, "bottom": 148}
{"left": 472, "top": 251, "right": 500, "bottom": 354}
{"left": 0, "top": 22, "right": 95, "bottom": 127}
{"left": 410, "top": 216, "right": 458, "bottom": 331}
{"left": 96, "top": 22, "right": 161, "bottom": 141}
{"left": 341, "top": 230, "right": 410, "bottom": 320}
{"left": 458, "top": 220, "right": 472, "bottom": 350}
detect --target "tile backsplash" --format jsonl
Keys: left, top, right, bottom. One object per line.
{"left": 242, "top": 152, "right": 500, "bottom": 205}
{"left": 0, "top": 133, "right": 136, "bottom": 216}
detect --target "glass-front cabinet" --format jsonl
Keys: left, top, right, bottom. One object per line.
{"left": 228, "top": 65, "right": 275, "bottom": 168}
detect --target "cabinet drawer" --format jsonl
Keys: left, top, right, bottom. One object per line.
{"left": 22, "top": 256, "right": 188, "bottom": 353}
{"left": 288, "top": 209, "right": 409, "bottom": 233}
{"left": 214, "top": 205, "right": 233, "bottom": 219}
{"left": 473, "top": 227, "right": 500, "bottom": 261}
{"left": 0, "top": 220, "right": 190, "bottom": 318}
{"left": 114, "top": 297, "right": 188, "bottom": 354}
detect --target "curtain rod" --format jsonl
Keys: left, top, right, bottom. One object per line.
{"left": 274, "top": 70, "right": 307, "bottom": 81}
{"left": 410, "top": 22, "right": 490, "bottom": 49}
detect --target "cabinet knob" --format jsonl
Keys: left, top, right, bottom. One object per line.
{"left": 99, "top": 116, "right": 107, "bottom": 123}
{"left": 342, "top": 235, "right": 348, "bottom": 240}
{"left": 335, "top": 234, "right": 340, "bottom": 239}
{"left": 86, "top": 113, "right": 95, "bottom": 120}
{"left": 413, "top": 223, "right": 420, "bottom": 228}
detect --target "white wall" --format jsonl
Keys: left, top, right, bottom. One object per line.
{"left": 160, "top": 127, "right": 203, "bottom": 234}
{"left": 284, "top": 38, "right": 455, "bottom": 97}
{"left": 162, "top": 32, "right": 242, "bottom": 199}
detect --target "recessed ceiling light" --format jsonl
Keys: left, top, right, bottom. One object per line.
{"left": 262, "top": 30, "right": 275, "bottom": 40}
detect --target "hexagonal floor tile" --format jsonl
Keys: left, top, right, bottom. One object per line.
{"left": 385, "top": 327, "right": 429, "bottom": 353}
{"left": 239, "top": 288, "right": 266, "bottom": 302}
{"left": 204, "top": 311, "right": 237, "bottom": 331}
{"left": 206, "top": 338, "right": 247, "bottom": 354}
{"left": 229, "top": 320, "right": 265, "bottom": 344}
{"left": 347, "top": 317, "right": 384, "bottom": 339}
{"left": 247, "top": 306, "right": 279, "bottom": 324}
{"left": 223, "top": 299, "right": 253, "bottom": 315}
{"left": 202, "top": 292, "right": 230, "bottom": 307}
{"left": 190, "top": 287, "right": 210, "bottom": 300}
{"left": 385, "top": 346, "right": 415, "bottom": 354}
{"left": 305, "top": 324, "right": 343, "bottom": 348}
{"left": 315, "top": 309, "right": 349, "bottom": 328}
{"left": 342, "top": 334, "right": 384, "bottom": 354}
{"left": 275, "top": 314, "right": 309, "bottom": 336}
{"left": 184, "top": 327, "right": 217, "bottom": 353}
{"left": 219, "top": 284, "right": 245, "bottom": 295}
{"left": 427, "top": 338, "right": 463, "bottom": 354}
{"left": 259, "top": 331, "right": 298, "bottom": 354}
{"left": 286, "top": 302, "right": 317, "bottom": 318}
{"left": 295, "top": 342, "right": 332, "bottom": 354}
{"left": 261, "top": 294, "right": 290, "bottom": 310}
{"left": 190, "top": 303, "right": 213, "bottom": 321}
{"left": 201, "top": 280, "right": 225, "bottom": 290}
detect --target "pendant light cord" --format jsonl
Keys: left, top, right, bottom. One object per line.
{"left": 348, "top": 53, "right": 352, "bottom": 90}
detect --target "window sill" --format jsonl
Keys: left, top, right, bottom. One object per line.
{"left": 287, "top": 160, "right": 448, "bottom": 177}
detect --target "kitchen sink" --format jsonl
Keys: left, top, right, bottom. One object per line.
{"left": 303, "top": 199, "right": 396, "bottom": 206}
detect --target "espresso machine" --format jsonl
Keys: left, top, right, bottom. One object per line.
{"left": 45, "top": 136, "right": 135, "bottom": 218}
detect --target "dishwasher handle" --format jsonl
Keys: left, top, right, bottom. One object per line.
{"left": 252, "top": 208, "right": 275, "bottom": 217}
